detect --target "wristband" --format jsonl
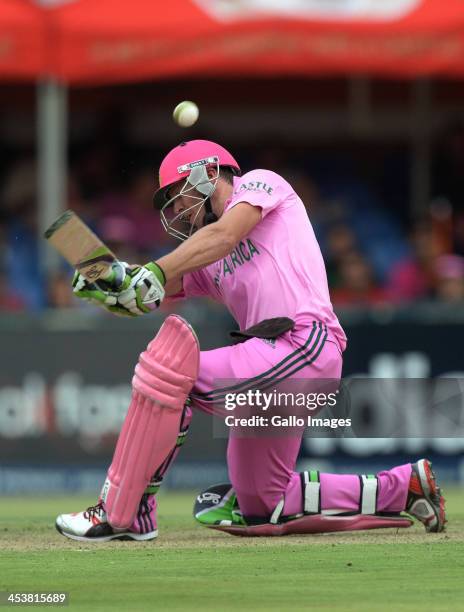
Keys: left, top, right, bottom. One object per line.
{"left": 145, "top": 261, "right": 166, "bottom": 286}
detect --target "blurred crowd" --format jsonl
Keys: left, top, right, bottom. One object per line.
{"left": 1, "top": 123, "right": 464, "bottom": 313}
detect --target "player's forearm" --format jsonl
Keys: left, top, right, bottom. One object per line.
{"left": 155, "top": 223, "right": 235, "bottom": 281}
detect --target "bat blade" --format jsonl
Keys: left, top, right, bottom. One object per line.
{"left": 44, "top": 210, "right": 117, "bottom": 281}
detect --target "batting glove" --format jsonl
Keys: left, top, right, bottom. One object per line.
{"left": 72, "top": 261, "right": 136, "bottom": 317}
{"left": 117, "top": 262, "right": 166, "bottom": 316}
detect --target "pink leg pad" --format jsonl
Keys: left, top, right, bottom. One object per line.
{"left": 102, "top": 315, "right": 199, "bottom": 528}
{"left": 212, "top": 514, "right": 413, "bottom": 537}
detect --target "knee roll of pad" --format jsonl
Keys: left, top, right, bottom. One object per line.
{"left": 133, "top": 317, "right": 199, "bottom": 408}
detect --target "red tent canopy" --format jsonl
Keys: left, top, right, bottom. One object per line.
{"left": 45, "top": 0, "right": 464, "bottom": 85}
{"left": 0, "top": 0, "right": 46, "bottom": 80}
{"left": 2, "top": 0, "right": 464, "bottom": 83}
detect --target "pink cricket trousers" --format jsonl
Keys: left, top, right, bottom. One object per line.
{"left": 186, "top": 322, "right": 411, "bottom": 520}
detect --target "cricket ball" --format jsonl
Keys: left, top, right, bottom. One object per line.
{"left": 173, "top": 101, "right": 199, "bottom": 128}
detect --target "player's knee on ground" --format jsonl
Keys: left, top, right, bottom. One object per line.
{"left": 229, "top": 474, "right": 287, "bottom": 522}
{"left": 227, "top": 434, "right": 298, "bottom": 521}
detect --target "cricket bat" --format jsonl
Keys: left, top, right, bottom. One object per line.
{"left": 44, "top": 210, "right": 117, "bottom": 281}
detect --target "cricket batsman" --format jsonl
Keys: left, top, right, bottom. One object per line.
{"left": 56, "top": 140, "right": 446, "bottom": 541}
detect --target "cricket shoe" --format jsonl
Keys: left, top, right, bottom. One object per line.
{"left": 55, "top": 495, "right": 158, "bottom": 542}
{"left": 406, "top": 459, "right": 446, "bottom": 533}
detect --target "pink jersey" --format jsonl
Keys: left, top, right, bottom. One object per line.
{"left": 181, "top": 169, "right": 347, "bottom": 352}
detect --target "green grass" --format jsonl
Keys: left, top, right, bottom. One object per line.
{"left": 0, "top": 489, "right": 463, "bottom": 611}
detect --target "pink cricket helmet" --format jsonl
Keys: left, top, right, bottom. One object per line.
{"left": 153, "top": 139, "right": 241, "bottom": 209}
